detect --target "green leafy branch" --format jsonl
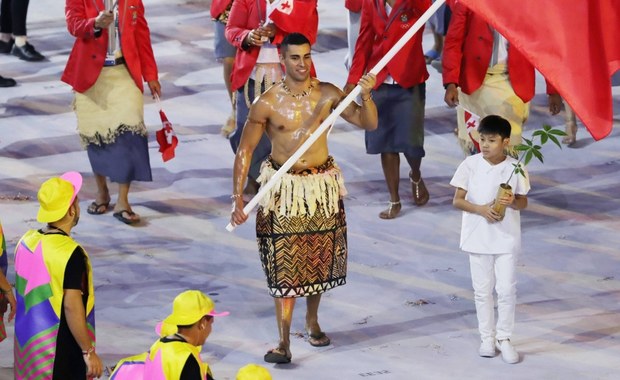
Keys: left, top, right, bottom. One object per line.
{"left": 506, "top": 124, "right": 567, "bottom": 184}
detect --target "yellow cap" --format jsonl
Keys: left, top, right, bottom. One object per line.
{"left": 237, "top": 364, "right": 272, "bottom": 380}
{"left": 37, "top": 171, "right": 82, "bottom": 223}
{"left": 163, "top": 290, "right": 229, "bottom": 327}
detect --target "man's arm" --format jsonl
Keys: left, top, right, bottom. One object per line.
{"left": 442, "top": 2, "right": 469, "bottom": 107}
{"left": 230, "top": 98, "right": 270, "bottom": 226}
{"left": 64, "top": 290, "right": 103, "bottom": 378}
{"left": 345, "top": 0, "right": 375, "bottom": 88}
{"left": 0, "top": 273, "right": 16, "bottom": 322}
{"left": 63, "top": 250, "right": 103, "bottom": 378}
{"left": 225, "top": 0, "right": 255, "bottom": 51}
{"left": 339, "top": 74, "right": 378, "bottom": 131}
{"left": 133, "top": 2, "right": 159, "bottom": 94}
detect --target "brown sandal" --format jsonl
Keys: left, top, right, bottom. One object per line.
{"left": 410, "top": 172, "right": 429, "bottom": 206}
{"left": 308, "top": 331, "right": 331, "bottom": 347}
{"left": 379, "top": 201, "right": 401, "bottom": 219}
{"left": 264, "top": 347, "right": 292, "bottom": 364}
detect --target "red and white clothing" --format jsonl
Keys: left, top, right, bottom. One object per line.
{"left": 441, "top": 1, "right": 544, "bottom": 102}
{"left": 62, "top": 0, "right": 156, "bottom": 184}
{"left": 441, "top": 1, "right": 559, "bottom": 150}
{"left": 211, "top": 0, "right": 234, "bottom": 19}
{"left": 345, "top": 0, "right": 363, "bottom": 12}
{"left": 225, "top": 0, "right": 318, "bottom": 91}
{"left": 347, "top": 0, "right": 430, "bottom": 89}
{"left": 62, "top": 0, "right": 158, "bottom": 94}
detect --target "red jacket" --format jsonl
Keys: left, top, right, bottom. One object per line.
{"left": 226, "top": 0, "right": 318, "bottom": 91}
{"left": 211, "top": 0, "right": 233, "bottom": 19}
{"left": 347, "top": 0, "right": 430, "bottom": 89}
{"left": 345, "top": 0, "right": 363, "bottom": 12}
{"left": 62, "top": 0, "right": 158, "bottom": 94}
{"left": 442, "top": 2, "right": 555, "bottom": 102}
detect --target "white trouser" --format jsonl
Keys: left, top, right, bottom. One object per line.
{"left": 468, "top": 253, "right": 517, "bottom": 341}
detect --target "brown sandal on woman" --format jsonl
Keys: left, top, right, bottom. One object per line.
{"left": 410, "top": 171, "right": 429, "bottom": 206}
{"left": 379, "top": 201, "right": 401, "bottom": 219}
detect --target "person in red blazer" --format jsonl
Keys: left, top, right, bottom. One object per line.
{"left": 225, "top": 0, "right": 318, "bottom": 195}
{"left": 345, "top": 0, "right": 431, "bottom": 220}
{"left": 442, "top": 1, "right": 561, "bottom": 152}
{"left": 62, "top": 0, "right": 161, "bottom": 225}
{"left": 226, "top": 0, "right": 317, "bottom": 93}
{"left": 344, "top": 0, "right": 363, "bottom": 70}
{"left": 211, "top": 0, "right": 233, "bottom": 20}
{"left": 211, "top": 0, "right": 237, "bottom": 138}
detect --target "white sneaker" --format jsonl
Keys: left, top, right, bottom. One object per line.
{"left": 479, "top": 338, "right": 496, "bottom": 357}
{"left": 496, "top": 339, "right": 519, "bottom": 364}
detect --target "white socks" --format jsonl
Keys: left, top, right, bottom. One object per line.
{"left": 14, "top": 36, "right": 28, "bottom": 47}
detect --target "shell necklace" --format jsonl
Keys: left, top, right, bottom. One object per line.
{"left": 280, "top": 80, "right": 315, "bottom": 99}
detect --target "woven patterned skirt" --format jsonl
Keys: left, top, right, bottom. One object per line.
{"left": 256, "top": 157, "right": 348, "bottom": 298}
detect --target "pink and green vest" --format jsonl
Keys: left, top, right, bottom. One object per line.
{"left": 14, "top": 230, "right": 95, "bottom": 380}
{"left": 110, "top": 339, "right": 212, "bottom": 379}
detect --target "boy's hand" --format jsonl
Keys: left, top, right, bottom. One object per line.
{"left": 497, "top": 191, "right": 515, "bottom": 206}
{"left": 479, "top": 203, "right": 502, "bottom": 223}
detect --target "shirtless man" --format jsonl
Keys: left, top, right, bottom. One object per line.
{"left": 231, "top": 32, "right": 377, "bottom": 364}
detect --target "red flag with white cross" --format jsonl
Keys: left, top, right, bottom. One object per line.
{"left": 463, "top": 109, "right": 481, "bottom": 153}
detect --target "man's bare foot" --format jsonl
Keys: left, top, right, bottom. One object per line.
{"left": 379, "top": 201, "right": 401, "bottom": 219}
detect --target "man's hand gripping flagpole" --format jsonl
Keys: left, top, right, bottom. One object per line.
{"left": 226, "top": 0, "right": 446, "bottom": 232}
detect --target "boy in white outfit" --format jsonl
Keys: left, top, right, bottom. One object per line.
{"left": 450, "top": 115, "right": 529, "bottom": 364}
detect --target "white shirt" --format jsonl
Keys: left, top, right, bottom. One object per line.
{"left": 450, "top": 154, "right": 530, "bottom": 254}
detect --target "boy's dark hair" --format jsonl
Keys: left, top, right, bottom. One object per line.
{"left": 279, "top": 33, "right": 311, "bottom": 55}
{"left": 478, "top": 115, "right": 511, "bottom": 139}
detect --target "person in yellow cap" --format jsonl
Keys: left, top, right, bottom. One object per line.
{"left": 236, "top": 363, "right": 272, "bottom": 380}
{"left": 110, "top": 290, "right": 228, "bottom": 380}
{"left": 13, "top": 171, "right": 103, "bottom": 379}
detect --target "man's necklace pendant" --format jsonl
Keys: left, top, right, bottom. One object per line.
{"left": 281, "top": 80, "right": 315, "bottom": 99}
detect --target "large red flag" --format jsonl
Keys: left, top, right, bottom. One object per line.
{"left": 457, "top": 0, "right": 620, "bottom": 141}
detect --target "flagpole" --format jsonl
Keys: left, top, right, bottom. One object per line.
{"left": 226, "top": 0, "right": 446, "bottom": 232}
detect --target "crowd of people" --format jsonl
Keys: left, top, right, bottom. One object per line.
{"left": 0, "top": 0, "right": 591, "bottom": 379}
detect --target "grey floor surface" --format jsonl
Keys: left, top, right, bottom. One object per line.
{"left": 0, "top": 1, "right": 619, "bottom": 379}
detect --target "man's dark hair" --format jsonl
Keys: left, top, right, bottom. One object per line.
{"left": 177, "top": 315, "right": 212, "bottom": 330}
{"left": 279, "top": 32, "right": 311, "bottom": 55}
{"left": 478, "top": 115, "right": 511, "bottom": 139}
